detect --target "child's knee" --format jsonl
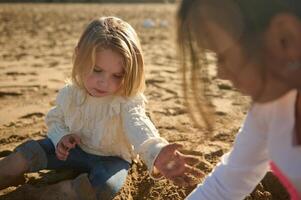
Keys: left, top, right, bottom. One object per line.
{"left": 72, "top": 174, "right": 120, "bottom": 200}
{"left": 95, "top": 183, "right": 119, "bottom": 200}
{"left": 71, "top": 173, "right": 97, "bottom": 200}
{"left": 91, "top": 169, "right": 128, "bottom": 200}
{"left": 14, "top": 140, "right": 48, "bottom": 172}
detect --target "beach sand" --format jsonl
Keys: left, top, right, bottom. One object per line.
{"left": 0, "top": 3, "right": 288, "bottom": 200}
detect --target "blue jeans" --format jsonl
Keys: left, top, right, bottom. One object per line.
{"left": 16, "top": 138, "right": 130, "bottom": 199}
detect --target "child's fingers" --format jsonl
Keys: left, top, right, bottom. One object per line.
{"left": 183, "top": 164, "right": 204, "bottom": 179}
{"left": 56, "top": 147, "right": 68, "bottom": 158}
{"left": 176, "top": 152, "right": 201, "bottom": 166}
{"left": 166, "top": 164, "right": 204, "bottom": 180}
{"left": 57, "top": 144, "right": 69, "bottom": 157}
{"left": 185, "top": 156, "right": 201, "bottom": 166}
{"left": 170, "top": 165, "right": 203, "bottom": 186}
{"left": 56, "top": 148, "right": 67, "bottom": 160}
{"left": 69, "top": 134, "right": 81, "bottom": 146}
{"left": 62, "top": 140, "right": 73, "bottom": 150}
{"left": 56, "top": 152, "right": 66, "bottom": 160}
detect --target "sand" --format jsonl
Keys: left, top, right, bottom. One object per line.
{"left": 0, "top": 3, "right": 289, "bottom": 200}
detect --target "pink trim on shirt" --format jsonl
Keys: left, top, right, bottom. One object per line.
{"left": 270, "top": 161, "right": 301, "bottom": 200}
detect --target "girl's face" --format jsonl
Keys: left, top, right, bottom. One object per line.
{"left": 203, "top": 21, "right": 292, "bottom": 103}
{"left": 83, "top": 49, "right": 124, "bottom": 97}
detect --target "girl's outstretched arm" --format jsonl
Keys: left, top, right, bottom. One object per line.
{"left": 121, "top": 94, "right": 202, "bottom": 186}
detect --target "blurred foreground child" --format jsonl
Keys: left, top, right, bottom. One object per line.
{"left": 177, "top": 0, "right": 301, "bottom": 199}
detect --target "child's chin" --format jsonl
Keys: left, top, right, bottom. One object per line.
{"left": 87, "top": 91, "right": 108, "bottom": 98}
{"left": 95, "top": 92, "right": 110, "bottom": 97}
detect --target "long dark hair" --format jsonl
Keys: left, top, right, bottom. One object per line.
{"left": 177, "top": 0, "right": 300, "bottom": 130}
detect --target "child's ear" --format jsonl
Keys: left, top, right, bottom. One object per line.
{"left": 264, "top": 13, "right": 301, "bottom": 63}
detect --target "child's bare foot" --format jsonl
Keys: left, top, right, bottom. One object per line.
{"left": 0, "top": 152, "right": 28, "bottom": 190}
{"left": 37, "top": 174, "right": 96, "bottom": 200}
{"left": 38, "top": 180, "right": 77, "bottom": 200}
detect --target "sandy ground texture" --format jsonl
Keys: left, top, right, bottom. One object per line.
{"left": 0, "top": 3, "right": 289, "bottom": 200}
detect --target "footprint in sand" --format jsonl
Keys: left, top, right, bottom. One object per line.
{"left": 20, "top": 112, "right": 44, "bottom": 119}
{"left": 165, "top": 107, "right": 187, "bottom": 116}
{"left": 0, "top": 135, "right": 27, "bottom": 145}
{"left": 0, "top": 90, "right": 23, "bottom": 97}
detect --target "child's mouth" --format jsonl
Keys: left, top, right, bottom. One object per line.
{"left": 94, "top": 88, "right": 108, "bottom": 95}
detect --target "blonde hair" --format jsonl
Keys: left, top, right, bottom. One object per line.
{"left": 72, "top": 16, "right": 145, "bottom": 97}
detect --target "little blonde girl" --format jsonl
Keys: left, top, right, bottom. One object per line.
{"left": 0, "top": 16, "right": 202, "bottom": 200}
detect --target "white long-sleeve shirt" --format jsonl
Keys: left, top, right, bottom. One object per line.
{"left": 45, "top": 84, "right": 168, "bottom": 174}
{"left": 187, "top": 90, "right": 301, "bottom": 200}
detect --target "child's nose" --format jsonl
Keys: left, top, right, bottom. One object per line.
{"left": 97, "top": 75, "right": 109, "bottom": 87}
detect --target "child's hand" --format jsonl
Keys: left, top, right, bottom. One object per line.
{"left": 154, "top": 143, "right": 204, "bottom": 187}
{"left": 56, "top": 134, "right": 81, "bottom": 161}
